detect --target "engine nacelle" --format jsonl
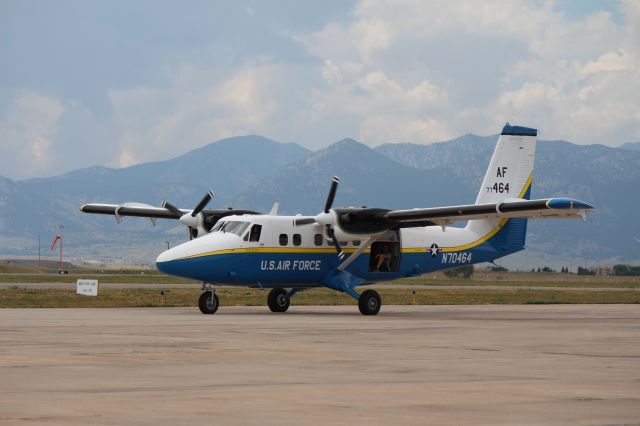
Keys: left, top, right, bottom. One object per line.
{"left": 330, "top": 208, "right": 393, "bottom": 242}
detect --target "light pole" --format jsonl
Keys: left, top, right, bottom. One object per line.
{"left": 57, "top": 225, "right": 64, "bottom": 274}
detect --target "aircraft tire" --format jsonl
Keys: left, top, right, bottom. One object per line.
{"left": 198, "top": 291, "right": 219, "bottom": 314}
{"left": 358, "top": 290, "right": 381, "bottom": 315}
{"left": 268, "top": 288, "right": 290, "bottom": 313}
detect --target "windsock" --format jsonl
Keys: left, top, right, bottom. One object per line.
{"left": 51, "top": 235, "right": 61, "bottom": 251}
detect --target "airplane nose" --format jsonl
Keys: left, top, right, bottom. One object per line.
{"left": 156, "top": 249, "right": 174, "bottom": 264}
{"left": 155, "top": 248, "right": 179, "bottom": 274}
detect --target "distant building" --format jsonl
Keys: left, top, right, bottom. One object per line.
{"left": 589, "top": 265, "right": 613, "bottom": 276}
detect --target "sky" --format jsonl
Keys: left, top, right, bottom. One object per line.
{"left": 0, "top": 0, "right": 638, "bottom": 179}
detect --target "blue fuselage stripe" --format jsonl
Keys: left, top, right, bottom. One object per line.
{"left": 156, "top": 243, "right": 520, "bottom": 287}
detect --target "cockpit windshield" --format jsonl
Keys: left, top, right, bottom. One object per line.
{"left": 212, "top": 221, "right": 250, "bottom": 236}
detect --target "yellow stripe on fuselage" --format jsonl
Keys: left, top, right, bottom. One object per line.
{"left": 179, "top": 246, "right": 368, "bottom": 260}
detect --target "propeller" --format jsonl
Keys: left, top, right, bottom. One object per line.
{"left": 162, "top": 190, "right": 214, "bottom": 240}
{"left": 294, "top": 176, "right": 340, "bottom": 227}
{"left": 323, "top": 177, "right": 344, "bottom": 258}
{"left": 293, "top": 176, "right": 344, "bottom": 258}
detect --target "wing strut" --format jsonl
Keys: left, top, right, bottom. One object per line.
{"left": 337, "top": 232, "right": 384, "bottom": 271}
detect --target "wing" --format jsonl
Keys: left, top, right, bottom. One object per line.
{"left": 385, "top": 197, "right": 595, "bottom": 228}
{"left": 80, "top": 203, "right": 186, "bottom": 221}
{"left": 80, "top": 202, "right": 260, "bottom": 228}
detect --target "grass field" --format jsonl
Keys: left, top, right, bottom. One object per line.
{"left": 1, "top": 271, "right": 639, "bottom": 288}
{"left": 2, "top": 264, "right": 639, "bottom": 308}
{"left": 1, "top": 287, "right": 639, "bottom": 309}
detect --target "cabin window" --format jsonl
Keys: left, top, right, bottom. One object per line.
{"left": 248, "top": 224, "right": 262, "bottom": 242}
{"left": 340, "top": 241, "right": 347, "bottom": 247}
{"left": 327, "top": 239, "right": 334, "bottom": 246}
{"left": 314, "top": 234, "right": 323, "bottom": 246}
{"left": 293, "top": 234, "right": 301, "bottom": 246}
{"left": 279, "top": 234, "right": 288, "bottom": 246}
{"left": 352, "top": 240, "right": 361, "bottom": 246}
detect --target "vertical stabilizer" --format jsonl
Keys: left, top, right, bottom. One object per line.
{"left": 467, "top": 123, "right": 537, "bottom": 246}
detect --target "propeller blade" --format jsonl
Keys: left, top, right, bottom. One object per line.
{"left": 188, "top": 227, "right": 198, "bottom": 240}
{"left": 162, "top": 201, "right": 183, "bottom": 217}
{"left": 331, "top": 233, "right": 345, "bottom": 259}
{"left": 326, "top": 225, "right": 344, "bottom": 259}
{"left": 192, "top": 190, "right": 214, "bottom": 217}
{"left": 324, "top": 176, "right": 340, "bottom": 213}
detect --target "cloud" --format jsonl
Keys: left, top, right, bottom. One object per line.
{"left": 1, "top": 1, "right": 638, "bottom": 179}
{"left": 0, "top": 92, "right": 65, "bottom": 178}
{"left": 105, "top": 61, "right": 316, "bottom": 166}
{"left": 297, "top": 0, "right": 640, "bottom": 144}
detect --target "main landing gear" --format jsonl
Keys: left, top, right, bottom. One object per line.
{"left": 267, "top": 288, "right": 290, "bottom": 313}
{"left": 197, "top": 284, "right": 381, "bottom": 316}
{"left": 358, "top": 289, "right": 381, "bottom": 316}
{"left": 265, "top": 287, "right": 382, "bottom": 316}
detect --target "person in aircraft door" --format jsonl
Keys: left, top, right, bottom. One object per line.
{"left": 374, "top": 245, "right": 392, "bottom": 272}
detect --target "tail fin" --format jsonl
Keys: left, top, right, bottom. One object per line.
{"left": 466, "top": 123, "right": 537, "bottom": 249}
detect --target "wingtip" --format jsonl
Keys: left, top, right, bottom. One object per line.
{"left": 547, "top": 198, "right": 595, "bottom": 211}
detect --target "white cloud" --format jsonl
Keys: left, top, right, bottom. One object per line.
{"left": 2, "top": 1, "right": 638, "bottom": 179}
{"left": 296, "top": 0, "right": 640, "bottom": 145}
{"left": 105, "top": 62, "right": 310, "bottom": 166}
{"left": 0, "top": 92, "right": 65, "bottom": 178}
{"left": 582, "top": 50, "right": 635, "bottom": 76}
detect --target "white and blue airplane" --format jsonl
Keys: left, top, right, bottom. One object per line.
{"left": 81, "top": 124, "right": 594, "bottom": 315}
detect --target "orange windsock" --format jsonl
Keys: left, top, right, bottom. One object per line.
{"left": 51, "top": 235, "right": 61, "bottom": 251}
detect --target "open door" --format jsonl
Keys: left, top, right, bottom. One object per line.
{"left": 369, "top": 229, "right": 401, "bottom": 272}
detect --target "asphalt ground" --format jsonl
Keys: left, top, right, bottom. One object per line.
{"left": 1, "top": 305, "right": 639, "bottom": 425}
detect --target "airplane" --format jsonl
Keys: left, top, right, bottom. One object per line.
{"left": 81, "top": 123, "right": 595, "bottom": 315}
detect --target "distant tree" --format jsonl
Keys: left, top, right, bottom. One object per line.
{"left": 490, "top": 265, "right": 508, "bottom": 272}
{"left": 443, "top": 265, "right": 474, "bottom": 279}
{"left": 542, "top": 266, "right": 553, "bottom": 273}
{"left": 613, "top": 264, "right": 640, "bottom": 276}
{"left": 577, "top": 266, "right": 596, "bottom": 276}
{"left": 537, "top": 267, "right": 541, "bottom": 273}
{"left": 531, "top": 268, "right": 535, "bottom": 273}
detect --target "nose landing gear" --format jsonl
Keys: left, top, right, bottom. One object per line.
{"left": 199, "top": 284, "right": 219, "bottom": 315}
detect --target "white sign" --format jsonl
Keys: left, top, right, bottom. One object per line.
{"left": 76, "top": 279, "right": 98, "bottom": 296}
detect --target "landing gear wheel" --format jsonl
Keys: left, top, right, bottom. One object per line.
{"left": 199, "top": 291, "right": 219, "bottom": 314}
{"left": 268, "top": 288, "right": 290, "bottom": 313}
{"left": 358, "top": 290, "right": 381, "bottom": 315}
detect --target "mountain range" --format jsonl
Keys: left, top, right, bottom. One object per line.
{"left": 620, "top": 141, "right": 640, "bottom": 151}
{"left": 1, "top": 133, "right": 638, "bottom": 269}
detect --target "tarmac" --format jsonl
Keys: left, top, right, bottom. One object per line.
{"left": 1, "top": 305, "right": 639, "bottom": 425}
